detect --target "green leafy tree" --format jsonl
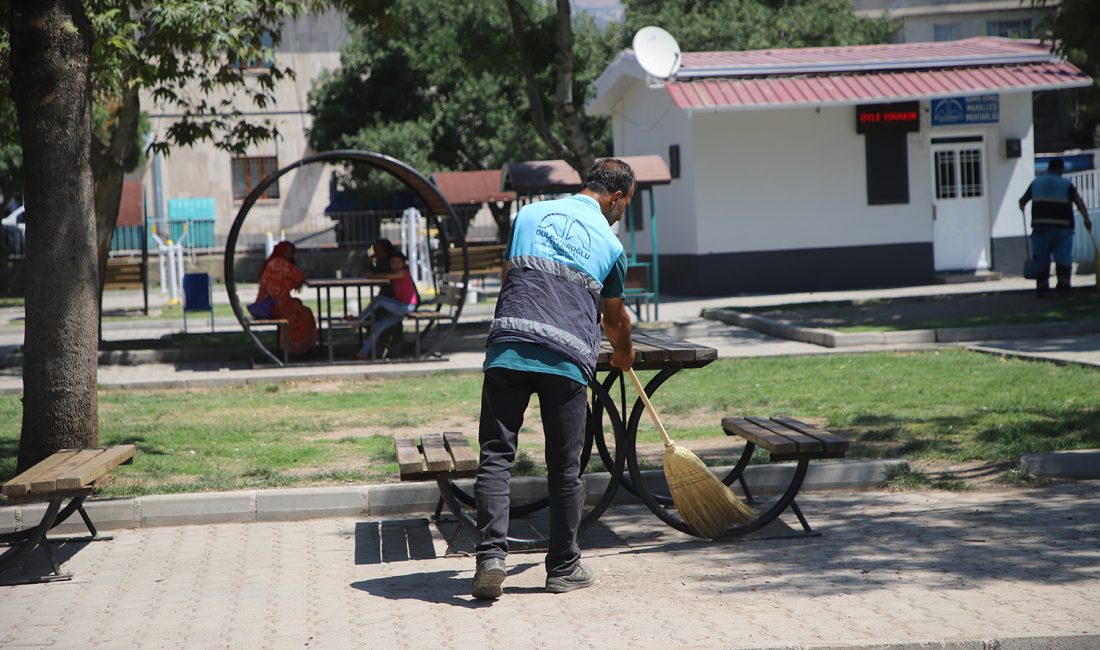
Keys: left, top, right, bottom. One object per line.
{"left": 1032, "top": 0, "right": 1100, "bottom": 148}
{"left": 2, "top": 0, "right": 320, "bottom": 469}
{"left": 310, "top": 1, "right": 616, "bottom": 184}
{"left": 622, "top": 0, "right": 895, "bottom": 51}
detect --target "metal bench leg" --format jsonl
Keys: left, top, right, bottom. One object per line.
{"left": 0, "top": 498, "right": 73, "bottom": 585}
{"left": 788, "top": 499, "right": 813, "bottom": 534}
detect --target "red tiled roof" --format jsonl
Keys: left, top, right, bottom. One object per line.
{"left": 502, "top": 155, "right": 671, "bottom": 194}
{"left": 430, "top": 170, "right": 516, "bottom": 206}
{"left": 678, "top": 37, "right": 1052, "bottom": 75}
{"left": 667, "top": 62, "right": 1090, "bottom": 110}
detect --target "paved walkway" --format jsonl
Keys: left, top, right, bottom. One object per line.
{"left": 2, "top": 484, "right": 1098, "bottom": 648}
{"left": 3, "top": 277, "right": 1100, "bottom": 648}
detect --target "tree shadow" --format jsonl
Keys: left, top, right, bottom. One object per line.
{"left": 603, "top": 484, "right": 1100, "bottom": 598}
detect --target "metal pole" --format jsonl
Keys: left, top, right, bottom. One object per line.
{"left": 648, "top": 188, "right": 659, "bottom": 321}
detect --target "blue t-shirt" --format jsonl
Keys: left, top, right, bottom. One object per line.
{"left": 485, "top": 194, "right": 627, "bottom": 385}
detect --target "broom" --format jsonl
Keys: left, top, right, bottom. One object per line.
{"left": 627, "top": 369, "right": 755, "bottom": 538}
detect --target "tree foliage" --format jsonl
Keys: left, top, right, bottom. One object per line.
{"left": 309, "top": 0, "right": 617, "bottom": 193}
{"left": 1032, "top": 0, "right": 1100, "bottom": 148}
{"left": 622, "top": 0, "right": 895, "bottom": 52}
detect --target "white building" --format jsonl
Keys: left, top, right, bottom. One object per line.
{"left": 587, "top": 37, "right": 1091, "bottom": 295}
{"left": 852, "top": 0, "right": 1052, "bottom": 43}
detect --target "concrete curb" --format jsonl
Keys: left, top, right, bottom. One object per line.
{"left": 1021, "top": 449, "right": 1100, "bottom": 479}
{"left": 804, "top": 636, "right": 1100, "bottom": 650}
{"left": 0, "top": 458, "right": 904, "bottom": 534}
{"left": 701, "top": 307, "right": 1100, "bottom": 348}
{"left": 965, "top": 344, "right": 1100, "bottom": 370}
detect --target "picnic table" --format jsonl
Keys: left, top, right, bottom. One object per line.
{"left": 400, "top": 331, "right": 848, "bottom": 546}
{"left": 428, "top": 331, "right": 718, "bottom": 546}
{"left": 306, "top": 277, "right": 390, "bottom": 361}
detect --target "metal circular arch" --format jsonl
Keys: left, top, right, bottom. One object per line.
{"left": 223, "top": 149, "right": 470, "bottom": 366}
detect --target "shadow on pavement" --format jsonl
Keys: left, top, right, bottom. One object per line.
{"left": 600, "top": 485, "right": 1100, "bottom": 598}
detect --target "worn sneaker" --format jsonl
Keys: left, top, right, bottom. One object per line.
{"left": 545, "top": 563, "right": 596, "bottom": 594}
{"left": 471, "top": 557, "right": 507, "bottom": 600}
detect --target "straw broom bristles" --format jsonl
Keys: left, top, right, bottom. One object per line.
{"left": 628, "top": 369, "right": 755, "bottom": 539}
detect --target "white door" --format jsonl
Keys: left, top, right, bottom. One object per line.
{"left": 931, "top": 137, "right": 990, "bottom": 271}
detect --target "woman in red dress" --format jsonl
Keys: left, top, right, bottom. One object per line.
{"left": 254, "top": 241, "right": 318, "bottom": 355}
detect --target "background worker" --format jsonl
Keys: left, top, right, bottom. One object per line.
{"left": 1019, "top": 157, "right": 1093, "bottom": 296}
{"left": 471, "top": 158, "right": 636, "bottom": 600}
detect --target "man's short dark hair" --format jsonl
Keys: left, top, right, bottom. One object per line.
{"left": 583, "top": 158, "right": 635, "bottom": 196}
{"left": 1047, "top": 158, "right": 1065, "bottom": 173}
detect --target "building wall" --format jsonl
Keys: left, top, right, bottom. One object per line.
{"left": 141, "top": 11, "right": 349, "bottom": 248}
{"left": 611, "top": 80, "right": 697, "bottom": 257}
{"left": 691, "top": 105, "right": 931, "bottom": 254}
{"left": 852, "top": 0, "right": 1051, "bottom": 43}
{"left": 634, "top": 93, "right": 1036, "bottom": 295}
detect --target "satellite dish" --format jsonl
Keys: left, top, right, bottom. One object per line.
{"left": 633, "top": 26, "right": 682, "bottom": 80}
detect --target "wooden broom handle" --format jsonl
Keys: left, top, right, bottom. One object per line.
{"left": 627, "top": 368, "right": 674, "bottom": 447}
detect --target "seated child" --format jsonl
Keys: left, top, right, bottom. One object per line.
{"left": 353, "top": 252, "right": 418, "bottom": 360}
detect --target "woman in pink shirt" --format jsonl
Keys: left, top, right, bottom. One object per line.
{"left": 353, "top": 252, "right": 419, "bottom": 360}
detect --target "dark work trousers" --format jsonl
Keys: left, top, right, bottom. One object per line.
{"left": 474, "top": 367, "right": 588, "bottom": 578}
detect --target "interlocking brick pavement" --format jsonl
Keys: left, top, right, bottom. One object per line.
{"left": 2, "top": 483, "right": 1099, "bottom": 649}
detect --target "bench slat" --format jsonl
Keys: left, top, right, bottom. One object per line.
{"left": 444, "top": 432, "right": 478, "bottom": 472}
{"left": 395, "top": 436, "right": 426, "bottom": 477}
{"left": 420, "top": 433, "right": 454, "bottom": 472}
{"left": 722, "top": 417, "right": 799, "bottom": 455}
{"left": 1, "top": 450, "right": 78, "bottom": 498}
{"left": 770, "top": 417, "right": 849, "bottom": 455}
{"left": 29, "top": 449, "right": 104, "bottom": 494}
{"left": 54, "top": 445, "right": 137, "bottom": 490}
{"left": 746, "top": 417, "right": 825, "bottom": 456}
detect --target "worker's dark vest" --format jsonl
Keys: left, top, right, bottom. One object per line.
{"left": 1030, "top": 174, "right": 1076, "bottom": 230}
{"left": 487, "top": 256, "right": 604, "bottom": 383}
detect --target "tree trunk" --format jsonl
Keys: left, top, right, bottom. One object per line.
{"left": 94, "top": 87, "right": 141, "bottom": 298}
{"left": 553, "top": 0, "right": 594, "bottom": 174}
{"left": 504, "top": 0, "right": 577, "bottom": 169}
{"left": 11, "top": 0, "right": 100, "bottom": 471}
{"left": 488, "top": 200, "right": 513, "bottom": 244}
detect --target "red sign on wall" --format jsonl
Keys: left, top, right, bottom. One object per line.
{"left": 856, "top": 102, "right": 920, "bottom": 134}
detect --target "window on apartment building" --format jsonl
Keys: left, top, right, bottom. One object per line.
{"left": 986, "top": 19, "right": 1032, "bottom": 38}
{"left": 234, "top": 30, "right": 275, "bottom": 70}
{"left": 933, "top": 23, "right": 961, "bottom": 42}
{"left": 231, "top": 156, "right": 280, "bottom": 201}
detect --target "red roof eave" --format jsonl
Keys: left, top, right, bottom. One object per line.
{"left": 666, "top": 62, "right": 1092, "bottom": 112}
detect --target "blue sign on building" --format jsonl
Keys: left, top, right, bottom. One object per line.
{"left": 165, "top": 197, "right": 217, "bottom": 248}
{"left": 167, "top": 197, "right": 217, "bottom": 220}
{"left": 931, "top": 95, "right": 1000, "bottom": 126}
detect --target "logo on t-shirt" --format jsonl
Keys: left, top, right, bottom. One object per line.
{"left": 536, "top": 212, "right": 593, "bottom": 260}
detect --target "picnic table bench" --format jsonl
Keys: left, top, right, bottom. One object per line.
{"left": 1, "top": 445, "right": 136, "bottom": 584}
{"left": 719, "top": 417, "right": 850, "bottom": 537}
{"left": 392, "top": 333, "right": 850, "bottom": 546}
{"left": 395, "top": 433, "right": 478, "bottom": 553}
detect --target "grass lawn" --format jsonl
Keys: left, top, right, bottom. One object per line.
{"left": 1, "top": 349, "right": 1098, "bottom": 498}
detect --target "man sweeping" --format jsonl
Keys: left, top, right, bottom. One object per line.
{"left": 471, "top": 158, "right": 636, "bottom": 599}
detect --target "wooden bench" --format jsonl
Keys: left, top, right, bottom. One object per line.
{"left": 104, "top": 258, "right": 144, "bottom": 291}
{"left": 404, "top": 278, "right": 464, "bottom": 358}
{"left": 720, "top": 416, "right": 849, "bottom": 537}
{"left": 444, "top": 243, "right": 505, "bottom": 281}
{"left": 395, "top": 433, "right": 478, "bottom": 553}
{"left": 1, "top": 445, "right": 136, "bottom": 584}
{"left": 246, "top": 318, "right": 290, "bottom": 364}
